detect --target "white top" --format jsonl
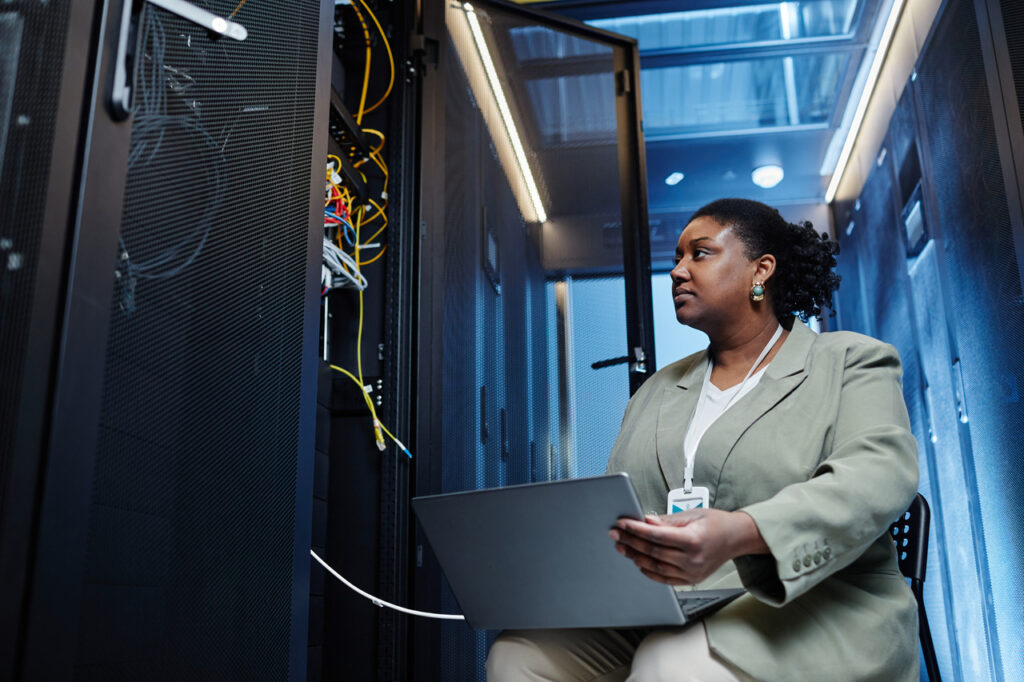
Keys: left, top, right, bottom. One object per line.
{"left": 682, "top": 366, "right": 767, "bottom": 469}
{"left": 681, "top": 325, "right": 783, "bottom": 492}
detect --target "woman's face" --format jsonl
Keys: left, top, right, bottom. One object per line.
{"left": 670, "top": 216, "right": 764, "bottom": 331}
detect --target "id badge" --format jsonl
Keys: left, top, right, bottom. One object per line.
{"left": 667, "top": 486, "right": 710, "bottom": 514}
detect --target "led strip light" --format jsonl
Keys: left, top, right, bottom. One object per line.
{"left": 825, "top": 0, "right": 907, "bottom": 203}
{"left": 464, "top": 3, "right": 547, "bottom": 224}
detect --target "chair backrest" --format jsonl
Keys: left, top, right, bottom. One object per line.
{"left": 889, "top": 493, "right": 930, "bottom": 583}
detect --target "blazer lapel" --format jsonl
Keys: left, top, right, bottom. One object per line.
{"left": 695, "top": 320, "right": 817, "bottom": 500}
{"left": 654, "top": 350, "right": 708, "bottom": 490}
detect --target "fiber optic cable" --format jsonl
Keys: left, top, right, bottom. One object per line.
{"left": 327, "top": 360, "right": 407, "bottom": 456}
{"left": 355, "top": 0, "right": 395, "bottom": 117}
{"left": 311, "top": 550, "right": 463, "bottom": 620}
{"left": 351, "top": 208, "right": 385, "bottom": 450}
{"left": 349, "top": 0, "right": 373, "bottom": 125}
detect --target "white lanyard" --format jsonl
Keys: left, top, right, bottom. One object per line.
{"left": 682, "top": 325, "right": 783, "bottom": 492}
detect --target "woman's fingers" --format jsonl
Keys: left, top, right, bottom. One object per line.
{"left": 617, "top": 543, "right": 691, "bottom": 581}
{"left": 610, "top": 527, "right": 668, "bottom": 554}
{"left": 618, "top": 540, "right": 704, "bottom": 581}
{"left": 612, "top": 520, "right": 698, "bottom": 553}
{"left": 610, "top": 517, "right": 719, "bottom": 583}
{"left": 611, "top": 529, "right": 701, "bottom": 582}
{"left": 639, "top": 568, "right": 690, "bottom": 586}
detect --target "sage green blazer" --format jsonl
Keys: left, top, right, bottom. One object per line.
{"left": 607, "top": 320, "right": 920, "bottom": 681}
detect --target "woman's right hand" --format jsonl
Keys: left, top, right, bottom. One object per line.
{"left": 609, "top": 509, "right": 768, "bottom": 585}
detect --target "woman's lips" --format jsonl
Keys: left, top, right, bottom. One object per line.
{"left": 674, "top": 290, "right": 694, "bottom": 304}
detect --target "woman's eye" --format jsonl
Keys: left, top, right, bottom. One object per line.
{"left": 693, "top": 249, "right": 709, "bottom": 258}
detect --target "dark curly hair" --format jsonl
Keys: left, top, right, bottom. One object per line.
{"left": 689, "top": 198, "right": 840, "bottom": 323}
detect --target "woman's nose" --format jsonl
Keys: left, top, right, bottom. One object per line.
{"left": 671, "top": 260, "right": 689, "bottom": 282}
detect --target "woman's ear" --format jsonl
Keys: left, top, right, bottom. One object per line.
{"left": 755, "top": 253, "right": 777, "bottom": 284}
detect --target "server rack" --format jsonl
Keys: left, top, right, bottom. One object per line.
{"left": 832, "top": 0, "right": 1024, "bottom": 679}
{"left": 1, "top": 0, "right": 332, "bottom": 678}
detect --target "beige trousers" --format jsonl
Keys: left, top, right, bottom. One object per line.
{"left": 485, "top": 623, "right": 756, "bottom": 682}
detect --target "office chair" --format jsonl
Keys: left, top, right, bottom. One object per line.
{"left": 889, "top": 493, "right": 941, "bottom": 682}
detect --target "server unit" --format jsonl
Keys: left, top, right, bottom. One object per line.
{"left": 832, "top": 0, "right": 1024, "bottom": 679}
{"left": 0, "top": 1, "right": 331, "bottom": 679}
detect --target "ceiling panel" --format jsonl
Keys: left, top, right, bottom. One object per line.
{"left": 639, "top": 52, "right": 850, "bottom": 137}
{"left": 518, "top": 0, "right": 891, "bottom": 214}
{"left": 586, "top": 0, "right": 861, "bottom": 49}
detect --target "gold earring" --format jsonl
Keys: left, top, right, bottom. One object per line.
{"left": 751, "top": 281, "right": 765, "bottom": 302}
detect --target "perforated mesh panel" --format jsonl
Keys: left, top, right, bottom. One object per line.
{"left": 853, "top": 143, "right": 959, "bottom": 682}
{"left": 73, "top": 2, "right": 320, "bottom": 678}
{"left": 0, "top": 4, "right": 71, "bottom": 500}
{"left": 916, "top": 0, "right": 1024, "bottom": 678}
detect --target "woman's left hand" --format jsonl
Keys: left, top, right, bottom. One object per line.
{"left": 609, "top": 509, "right": 768, "bottom": 585}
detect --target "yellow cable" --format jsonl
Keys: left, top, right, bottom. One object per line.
{"left": 229, "top": 0, "right": 247, "bottom": 19}
{"left": 360, "top": 198, "right": 388, "bottom": 241}
{"left": 329, "top": 365, "right": 375, "bottom": 412}
{"left": 327, "top": 363, "right": 410, "bottom": 457}
{"left": 368, "top": 150, "right": 389, "bottom": 182}
{"left": 352, "top": 206, "right": 382, "bottom": 449}
{"left": 358, "top": 245, "right": 387, "bottom": 267}
{"left": 350, "top": 1, "right": 372, "bottom": 125}
{"left": 353, "top": 140, "right": 385, "bottom": 168}
{"left": 356, "top": 0, "right": 395, "bottom": 117}
{"left": 359, "top": 200, "right": 386, "bottom": 227}
{"left": 362, "top": 219, "right": 388, "bottom": 248}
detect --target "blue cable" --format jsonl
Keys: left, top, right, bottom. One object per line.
{"left": 325, "top": 211, "right": 357, "bottom": 245}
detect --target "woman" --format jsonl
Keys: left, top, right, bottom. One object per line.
{"left": 486, "top": 199, "right": 919, "bottom": 681}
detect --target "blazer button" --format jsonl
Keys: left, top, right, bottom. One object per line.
{"left": 813, "top": 551, "right": 822, "bottom": 564}
{"left": 792, "top": 559, "right": 802, "bottom": 572}
{"left": 803, "top": 555, "right": 812, "bottom": 567}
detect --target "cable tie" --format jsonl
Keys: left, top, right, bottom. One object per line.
{"left": 371, "top": 599, "right": 384, "bottom": 608}
{"left": 356, "top": 242, "right": 381, "bottom": 250}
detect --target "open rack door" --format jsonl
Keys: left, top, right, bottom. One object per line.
{"left": 1, "top": 0, "right": 332, "bottom": 679}
{"left": 413, "top": 1, "right": 653, "bottom": 679}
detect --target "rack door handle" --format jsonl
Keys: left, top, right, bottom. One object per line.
{"left": 148, "top": 0, "right": 248, "bottom": 40}
{"left": 109, "top": 0, "right": 247, "bottom": 120}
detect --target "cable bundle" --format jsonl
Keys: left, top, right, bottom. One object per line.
{"left": 321, "top": 0, "right": 401, "bottom": 457}
{"left": 116, "top": 9, "right": 225, "bottom": 312}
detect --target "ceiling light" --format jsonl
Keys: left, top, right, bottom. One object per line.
{"left": 751, "top": 164, "right": 784, "bottom": 189}
{"left": 664, "top": 172, "right": 685, "bottom": 186}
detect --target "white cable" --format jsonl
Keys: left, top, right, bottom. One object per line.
{"left": 322, "top": 237, "right": 368, "bottom": 290}
{"left": 310, "top": 549, "right": 466, "bottom": 621}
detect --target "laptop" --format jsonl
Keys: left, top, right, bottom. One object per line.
{"left": 411, "top": 473, "right": 743, "bottom": 630}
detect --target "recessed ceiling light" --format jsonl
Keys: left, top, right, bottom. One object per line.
{"left": 665, "top": 171, "right": 685, "bottom": 186}
{"left": 751, "top": 164, "right": 784, "bottom": 189}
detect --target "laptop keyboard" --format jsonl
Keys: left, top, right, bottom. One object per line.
{"left": 678, "top": 595, "right": 730, "bottom": 616}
